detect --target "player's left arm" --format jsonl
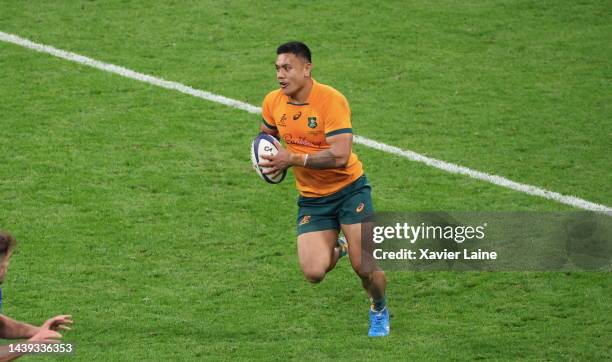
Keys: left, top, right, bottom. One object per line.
{"left": 302, "top": 93, "right": 354, "bottom": 169}
{"left": 259, "top": 133, "right": 351, "bottom": 173}
{"left": 301, "top": 133, "right": 352, "bottom": 169}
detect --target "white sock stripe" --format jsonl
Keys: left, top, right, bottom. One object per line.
{"left": 2, "top": 30, "right": 610, "bottom": 215}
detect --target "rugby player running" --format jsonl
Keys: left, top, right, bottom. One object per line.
{"left": 258, "top": 41, "right": 389, "bottom": 337}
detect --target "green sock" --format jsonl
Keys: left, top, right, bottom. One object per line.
{"left": 371, "top": 296, "right": 386, "bottom": 312}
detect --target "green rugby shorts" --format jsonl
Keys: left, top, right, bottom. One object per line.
{"left": 296, "top": 175, "right": 374, "bottom": 235}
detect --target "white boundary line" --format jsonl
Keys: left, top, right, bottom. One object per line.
{"left": 1, "top": 30, "right": 610, "bottom": 214}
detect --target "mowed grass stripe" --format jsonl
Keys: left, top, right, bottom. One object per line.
{"left": 1, "top": 30, "right": 609, "bottom": 214}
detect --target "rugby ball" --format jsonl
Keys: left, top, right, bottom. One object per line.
{"left": 251, "top": 133, "right": 287, "bottom": 184}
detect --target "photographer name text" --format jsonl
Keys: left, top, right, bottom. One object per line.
{"left": 372, "top": 222, "right": 497, "bottom": 261}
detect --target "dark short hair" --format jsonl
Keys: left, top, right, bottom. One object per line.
{"left": 277, "top": 41, "right": 311, "bottom": 63}
{"left": 0, "top": 230, "right": 16, "bottom": 253}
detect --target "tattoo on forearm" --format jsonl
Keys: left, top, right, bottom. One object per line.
{"left": 305, "top": 150, "right": 340, "bottom": 169}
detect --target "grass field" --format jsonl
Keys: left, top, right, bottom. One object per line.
{"left": 0, "top": 1, "right": 610, "bottom": 360}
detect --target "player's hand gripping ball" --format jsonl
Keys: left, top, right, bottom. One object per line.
{"left": 251, "top": 133, "right": 287, "bottom": 184}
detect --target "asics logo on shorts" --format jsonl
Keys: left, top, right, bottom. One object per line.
{"left": 356, "top": 202, "right": 365, "bottom": 213}
{"left": 299, "top": 215, "right": 311, "bottom": 225}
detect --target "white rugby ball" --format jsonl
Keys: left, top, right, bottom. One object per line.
{"left": 251, "top": 133, "right": 287, "bottom": 184}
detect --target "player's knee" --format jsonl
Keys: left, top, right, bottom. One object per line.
{"left": 352, "top": 263, "right": 374, "bottom": 281}
{"left": 350, "top": 261, "right": 367, "bottom": 280}
{"left": 357, "top": 268, "right": 385, "bottom": 283}
{"left": 357, "top": 269, "right": 372, "bottom": 281}
{"left": 303, "top": 268, "right": 326, "bottom": 284}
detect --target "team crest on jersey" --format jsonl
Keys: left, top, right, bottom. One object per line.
{"left": 308, "top": 117, "right": 317, "bottom": 128}
{"left": 299, "top": 215, "right": 311, "bottom": 225}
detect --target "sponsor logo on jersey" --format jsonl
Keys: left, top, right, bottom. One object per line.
{"left": 283, "top": 134, "right": 323, "bottom": 148}
{"left": 293, "top": 112, "right": 302, "bottom": 120}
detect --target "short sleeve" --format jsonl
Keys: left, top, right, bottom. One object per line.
{"left": 324, "top": 94, "right": 352, "bottom": 137}
{"left": 261, "top": 93, "right": 277, "bottom": 130}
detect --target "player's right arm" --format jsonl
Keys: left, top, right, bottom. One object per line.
{"left": 0, "top": 315, "right": 72, "bottom": 340}
{"left": 0, "top": 315, "right": 72, "bottom": 362}
{"left": 259, "top": 123, "right": 279, "bottom": 139}
{"left": 259, "top": 92, "right": 280, "bottom": 138}
{"left": 0, "top": 315, "right": 39, "bottom": 340}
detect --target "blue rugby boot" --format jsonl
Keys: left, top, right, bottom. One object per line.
{"left": 368, "top": 306, "right": 390, "bottom": 337}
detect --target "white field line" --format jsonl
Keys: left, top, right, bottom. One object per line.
{"left": 1, "top": 30, "right": 610, "bottom": 214}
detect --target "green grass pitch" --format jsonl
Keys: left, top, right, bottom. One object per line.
{"left": 0, "top": 1, "right": 610, "bottom": 360}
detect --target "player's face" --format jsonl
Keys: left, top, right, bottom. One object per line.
{"left": 275, "top": 53, "right": 311, "bottom": 98}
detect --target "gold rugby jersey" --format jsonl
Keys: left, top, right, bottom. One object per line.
{"left": 261, "top": 79, "right": 363, "bottom": 197}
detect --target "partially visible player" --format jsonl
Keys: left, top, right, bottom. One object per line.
{"left": 0, "top": 231, "right": 74, "bottom": 361}
{"left": 257, "top": 42, "right": 389, "bottom": 336}
{"left": 0, "top": 231, "right": 17, "bottom": 284}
